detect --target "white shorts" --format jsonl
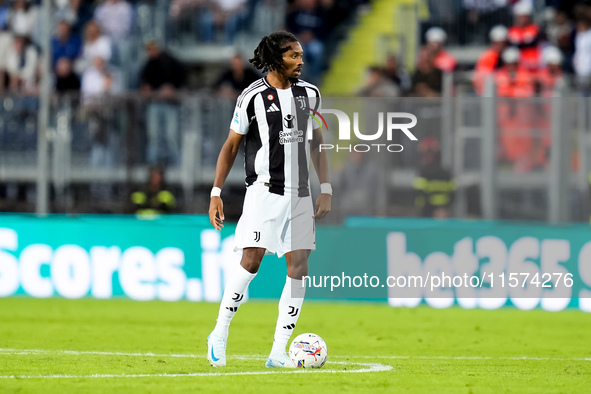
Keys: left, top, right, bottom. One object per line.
{"left": 234, "top": 183, "right": 316, "bottom": 257}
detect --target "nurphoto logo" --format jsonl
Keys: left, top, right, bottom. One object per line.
{"left": 315, "top": 109, "right": 418, "bottom": 153}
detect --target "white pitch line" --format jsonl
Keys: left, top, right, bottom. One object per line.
{"left": 0, "top": 361, "right": 391, "bottom": 379}
{"left": 0, "top": 348, "right": 201, "bottom": 358}
{"left": 337, "top": 355, "right": 591, "bottom": 362}
{"left": 0, "top": 348, "right": 393, "bottom": 379}
{"left": 0, "top": 349, "right": 589, "bottom": 362}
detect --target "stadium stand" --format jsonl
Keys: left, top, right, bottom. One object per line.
{"left": 0, "top": 0, "right": 589, "bottom": 224}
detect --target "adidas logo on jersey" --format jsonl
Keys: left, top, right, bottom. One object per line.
{"left": 267, "top": 103, "right": 280, "bottom": 112}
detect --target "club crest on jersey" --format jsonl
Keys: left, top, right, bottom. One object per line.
{"left": 267, "top": 94, "right": 274, "bottom": 101}
{"left": 295, "top": 96, "right": 307, "bottom": 110}
{"left": 283, "top": 114, "right": 295, "bottom": 129}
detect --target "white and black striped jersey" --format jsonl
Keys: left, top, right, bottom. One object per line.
{"left": 230, "top": 77, "right": 321, "bottom": 197}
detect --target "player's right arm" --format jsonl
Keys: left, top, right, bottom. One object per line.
{"left": 209, "top": 130, "right": 244, "bottom": 230}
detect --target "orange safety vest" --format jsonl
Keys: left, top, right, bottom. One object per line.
{"left": 495, "top": 67, "right": 535, "bottom": 97}
{"left": 495, "top": 67, "right": 538, "bottom": 167}
{"left": 433, "top": 50, "right": 458, "bottom": 73}
{"left": 535, "top": 68, "right": 563, "bottom": 95}
{"left": 473, "top": 49, "right": 502, "bottom": 94}
{"left": 507, "top": 24, "right": 541, "bottom": 70}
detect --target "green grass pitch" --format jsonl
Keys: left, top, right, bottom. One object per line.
{"left": 0, "top": 298, "right": 590, "bottom": 393}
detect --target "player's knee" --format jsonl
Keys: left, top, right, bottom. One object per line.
{"left": 288, "top": 264, "right": 309, "bottom": 279}
{"left": 288, "top": 250, "right": 310, "bottom": 279}
{"left": 241, "top": 248, "right": 265, "bottom": 273}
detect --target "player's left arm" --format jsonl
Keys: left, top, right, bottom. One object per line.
{"left": 310, "top": 127, "right": 331, "bottom": 219}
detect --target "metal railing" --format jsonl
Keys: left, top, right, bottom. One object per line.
{"left": 0, "top": 92, "right": 241, "bottom": 214}
{"left": 0, "top": 84, "right": 590, "bottom": 223}
{"left": 448, "top": 73, "right": 585, "bottom": 223}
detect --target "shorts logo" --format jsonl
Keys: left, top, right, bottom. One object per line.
{"left": 254, "top": 231, "right": 261, "bottom": 242}
{"left": 283, "top": 114, "right": 295, "bottom": 129}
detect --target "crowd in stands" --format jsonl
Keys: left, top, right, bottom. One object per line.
{"left": 0, "top": 0, "right": 131, "bottom": 96}
{"left": 351, "top": 0, "right": 591, "bottom": 211}
{"left": 0, "top": 0, "right": 364, "bottom": 98}
{"left": 0, "top": 0, "right": 366, "bottom": 213}
{"left": 3, "top": 0, "right": 588, "bottom": 213}
{"left": 360, "top": 1, "right": 591, "bottom": 99}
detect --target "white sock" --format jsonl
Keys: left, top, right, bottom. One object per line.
{"left": 271, "top": 276, "right": 306, "bottom": 354}
{"left": 212, "top": 264, "right": 256, "bottom": 338}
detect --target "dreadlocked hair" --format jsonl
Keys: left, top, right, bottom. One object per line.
{"left": 249, "top": 31, "right": 298, "bottom": 73}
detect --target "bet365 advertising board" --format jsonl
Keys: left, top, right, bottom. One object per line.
{"left": 0, "top": 215, "right": 589, "bottom": 312}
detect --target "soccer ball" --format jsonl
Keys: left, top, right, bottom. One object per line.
{"left": 289, "top": 333, "right": 328, "bottom": 368}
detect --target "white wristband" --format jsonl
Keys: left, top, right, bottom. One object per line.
{"left": 210, "top": 187, "right": 222, "bottom": 198}
{"left": 320, "top": 183, "right": 332, "bottom": 195}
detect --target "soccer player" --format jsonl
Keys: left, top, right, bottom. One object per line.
{"left": 206, "top": 31, "right": 331, "bottom": 368}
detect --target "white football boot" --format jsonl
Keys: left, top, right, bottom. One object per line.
{"left": 207, "top": 333, "right": 227, "bottom": 367}
{"left": 265, "top": 351, "right": 296, "bottom": 368}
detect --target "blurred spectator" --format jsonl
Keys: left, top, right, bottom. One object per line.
{"left": 93, "top": 0, "right": 133, "bottom": 88}
{"left": 0, "top": 0, "right": 12, "bottom": 93}
{"left": 6, "top": 35, "right": 38, "bottom": 93}
{"left": 545, "top": 8, "right": 575, "bottom": 70}
{"left": 473, "top": 25, "right": 508, "bottom": 94}
{"left": 55, "top": 56, "right": 80, "bottom": 92}
{"left": 0, "top": 1, "right": 8, "bottom": 31}
{"left": 214, "top": 53, "right": 260, "bottom": 99}
{"left": 461, "top": 0, "right": 511, "bottom": 45}
{"left": 133, "top": 0, "right": 159, "bottom": 41}
{"left": 495, "top": 47, "right": 539, "bottom": 172}
{"left": 531, "top": 46, "right": 564, "bottom": 172}
{"left": 54, "top": 0, "right": 95, "bottom": 36}
{"left": 51, "top": 19, "right": 82, "bottom": 70}
{"left": 286, "top": 0, "right": 329, "bottom": 84}
{"left": 413, "top": 137, "right": 455, "bottom": 219}
{"left": 425, "top": 27, "right": 458, "bottom": 73}
{"left": 93, "top": 0, "right": 133, "bottom": 41}
{"left": 537, "top": 45, "right": 564, "bottom": 95}
{"left": 130, "top": 163, "right": 176, "bottom": 214}
{"left": 356, "top": 66, "right": 400, "bottom": 97}
{"left": 168, "top": 0, "right": 201, "bottom": 47}
{"left": 169, "top": 0, "right": 198, "bottom": 17}
{"left": 383, "top": 54, "right": 411, "bottom": 93}
{"left": 411, "top": 47, "right": 442, "bottom": 97}
{"left": 8, "top": 0, "right": 37, "bottom": 38}
{"left": 81, "top": 55, "right": 123, "bottom": 204}
{"left": 200, "top": 0, "right": 247, "bottom": 44}
{"left": 574, "top": 8, "right": 591, "bottom": 95}
{"left": 81, "top": 55, "right": 121, "bottom": 103}
{"left": 507, "top": 2, "right": 542, "bottom": 71}
{"left": 140, "top": 39, "right": 185, "bottom": 166}
{"left": 75, "top": 20, "right": 112, "bottom": 74}
{"left": 424, "top": 0, "right": 460, "bottom": 44}
{"left": 4, "top": 33, "right": 38, "bottom": 172}
{"left": 476, "top": 25, "right": 508, "bottom": 73}
{"left": 495, "top": 47, "right": 534, "bottom": 97}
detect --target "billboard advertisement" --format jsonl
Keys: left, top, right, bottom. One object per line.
{"left": 1, "top": 215, "right": 590, "bottom": 312}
